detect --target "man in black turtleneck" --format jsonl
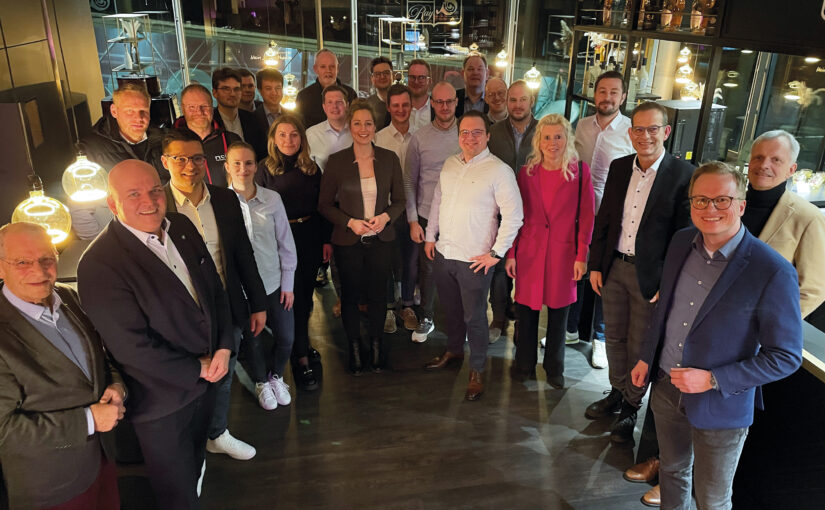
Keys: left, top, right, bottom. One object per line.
{"left": 743, "top": 130, "right": 825, "bottom": 318}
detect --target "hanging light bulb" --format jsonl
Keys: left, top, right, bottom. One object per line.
{"left": 495, "top": 50, "right": 508, "bottom": 69}
{"left": 13, "top": 175, "right": 72, "bottom": 245}
{"left": 722, "top": 70, "right": 739, "bottom": 88}
{"left": 282, "top": 73, "right": 298, "bottom": 110}
{"left": 468, "top": 42, "right": 480, "bottom": 55}
{"left": 264, "top": 41, "right": 279, "bottom": 67}
{"left": 677, "top": 46, "right": 691, "bottom": 64}
{"left": 524, "top": 63, "right": 542, "bottom": 90}
{"left": 62, "top": 153, "right": 108, "bottom": 202}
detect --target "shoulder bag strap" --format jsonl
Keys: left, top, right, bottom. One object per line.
{"left": 574, "top": 160, "right": 582, "bottom": 255}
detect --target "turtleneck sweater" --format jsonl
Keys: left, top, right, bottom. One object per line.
{"left": 741, "top": 182, "right": 786, "bottom": 236}
{"left": 255, "top": 152, "right": 322, "bottom": 220}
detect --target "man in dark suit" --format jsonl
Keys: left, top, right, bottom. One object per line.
{"left": 161, "top": 129, "right": 267, "bottom": 461}
{"left": 78, "top": 160, "right": 234, "bottom": 509}
{"left": 0, "top": 222, "right": 125, "bottom": 510}
{"left": 212, "top": 68, "right": 267, "bottom": 161}
{"left": 455, "top": 54, "right": 489, "bottom": 118}
{"left": 295, "top": 48, "right": 358, "bottom": 129}
{"left": 586, "top": 101, "right": 694, "bottom": 444}
{"left": 630, "top": 162, "right": 802, "bottom": 510}
{"left": 254, "top": 68, "right": 285, "bottom": 134}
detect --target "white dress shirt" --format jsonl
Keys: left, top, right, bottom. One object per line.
{"left": 425, "top": 148, "right": 523, "bottom": 262}
{"left": 617, "top": 150, "right": 667, "bottom": 255}
{"left": 409, "top": 97, "right": 431, "bottom": 133}
{"left": 120, "top": 218, "right": 200, "bottom": 305}
{"left": 574, "top": 112, "right": 633, "bottom": 211}
{"left": 306, "top": 120, "right": 353, "bottom": 172}
{"left": 375, "top": 123, "right": 413, "bottom": 171}
{"left": 170, "top": 185, "right": 226, "bottom": 287}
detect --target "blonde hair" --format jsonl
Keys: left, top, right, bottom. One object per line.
{"left": 264, "top": 114, "right": 317, "bottom": 176}
{"left": 525, "top": 114, "right": 578, "bottom": 181}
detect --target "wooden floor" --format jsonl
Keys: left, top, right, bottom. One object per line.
{"left": 118, "top": 285, "right": 661, "bottom": 510}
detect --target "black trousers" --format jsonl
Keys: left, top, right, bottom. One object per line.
{"left": 514, "top": 302, "right": 569, "bottom": 377}
{"left": 335, "top": 239, "right": 393, "bottom": 342}
{"left": 132, "top": 384, "right": 216, "bottom": 510}
{"left": 290, "top": 219, "right": 323, "bottom": 361}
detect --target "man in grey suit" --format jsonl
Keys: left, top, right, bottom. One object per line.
{"left": 0, "top": 222, "right": 125, "bottom": 509}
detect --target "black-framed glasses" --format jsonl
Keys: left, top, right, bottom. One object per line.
{"left": 432, "top": 98, "right": 457, "bottom": 106}
{"left": 459, "top": 129, "right": 486, "bottom": 138}
{"left": 630, "top": 125, "right": 666, "bottom": 136}
{"left": 164, "top": 154, "right": 208, "bottom": 166}
{"left": 689, "top": 195, "right": 742, "bottom": 210}
{"left": 1, "top": 256, "right": 58, "bottom": 271}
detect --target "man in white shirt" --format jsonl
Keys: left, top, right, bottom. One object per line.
{"left": 407, "top": 59, "right": 433, "bottom": 133}
{"left": 570, "top": 70, "right": 634, "bottom": 369}
{"left": 376, "top": 84, "right": 417, "bottom": 331}
{"left": 423, "top": 110, "right": 523, "bottom": 401}
{"left": 306, "top": 85, "right": 353, "bottom": 172}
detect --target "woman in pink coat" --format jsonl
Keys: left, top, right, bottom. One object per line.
{"left": 506, "top": 114, "right": 595, "bottom": 388}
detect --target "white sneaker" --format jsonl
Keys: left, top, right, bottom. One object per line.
{"left": 206, "top": 430, "right": 256, "bottom": 460}
{"left": 540, "top": 336, "right": 546, "bottom": 348}
{"left": 384, "top": 310, "right": 398, "bottom": 333}
{"left": 411, "top": 318, "right": 434, "bottom": 343}
{"left": 592, "top": 339, "right": 608, "bottom": 369}
{"left": 565, "top": 330, "right": 580, "bottom": 345}
{"left": 197, "top": 459, "right": 206, "bottom": 497}
{"left": 488, "top": 326, "right": 502, "bottom": 344}
{"left": 255, "top": 381, "right": 278, "bottom": 410}
{"left": 268, "top": 373, "right": 292, "bottom": 406}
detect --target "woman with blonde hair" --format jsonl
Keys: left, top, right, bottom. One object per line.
{"left": 255, "top": 114, "right": 332, "bottom": 391}
{"left": 506, "top": 114, "right": 595, "bottom": 388}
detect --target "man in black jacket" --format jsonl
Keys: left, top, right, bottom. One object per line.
{"left": 586, "top": 101, "right": 694, "bottom": 445}
{"left": 212, "top": 68, "right": 267, "bottom": 161}
{"left": 175, "top": 82, "right": 241, "bottom": 187}
{"left": 78, "top": 160, "right": 234, "bottom": 509}
{"left": 295, "top": 48, "right": 357, "bottom": 129}
{"left": 161, "top": 129, "right": 268, "bottom": 462}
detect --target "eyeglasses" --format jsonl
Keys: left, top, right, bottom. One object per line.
{"left": 487, "top": 91, "right": 507, "bottom": 99}
{"left": 372, "top": 70, "right": 393, "bottom": 78}
{"left": 459, "top": 129, "right": 486, "bottom": 138}
{"left": 689, "top": 195, "right": 742, "bottom": 210}
{"left": 630, "top": 125, "right": 666, "bottom": 136}
{"left": 164, "top": 154, "right": 208, "bottom": 166}
{"left": 183, "top": 105, "right": 213, "bottom": 114}
{"left": 217, "top": 86, "right": 241, "bottom": 94}
{"left": 408, "top": 74, "right": 430, "bottom": 82}
{"left": 1, "top": 256, "right": 58, "bottom": 272}
{"left": 432, "top": 98, "right": 457, "bottom": 106}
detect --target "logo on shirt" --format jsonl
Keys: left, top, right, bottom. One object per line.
{"left": 215, "top": 154, "right": 226, "bottom": 162}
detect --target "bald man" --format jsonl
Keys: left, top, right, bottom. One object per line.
{"left": 0, "top": 222, "right": 125, "bottom": 509}
{"left": 78, "top": 160, "right": 234, "bottom": 510}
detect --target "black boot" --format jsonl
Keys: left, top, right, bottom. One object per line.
{"left": 610, "top": 400, "right": 639, "bottom": 444}
{"left": 585, "top": 387, "right": 623, "bottom": 419}
{"left": 370, "top": 337, "right": 385, "bottom": 373}
{"left": 349, "top": 339, "right": 363, "bottom": 376}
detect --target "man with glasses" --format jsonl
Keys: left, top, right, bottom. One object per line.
{"left": 174, "top": 83, "right": 241, "bottom": 187}
{"left": 407, "top": 59, "right": 433, "bottom": 133}
{"left": 211, "top": 68, "right": 267, "bottom": 161}
{"left": 484, "top": 77, "right": 508, "bottom": 124}
{"left": 456, "top": 55, "right": 489, "bottom": 117}
{"left": 296, "top": 49, "right": 357, "bottom": 129}
{"left": 366, "top": 56, "right": 394, "bottom": 130}
{"left": 0, "top": 222, "right": 126, "bottom": 509}
{"left": 630, "top": 162, "right": 802, "bottom": 510}
{"left": 306, "top": 85, "right": 354, "bottom": 172}
{"left": 587, "top": 101, "right": 694, "bottom": 444}
{"left": 423, "top": 110, "right": 522, "bottom": 401}
{"left": 161, "top": 129, "right": 268, "bottom": 463}
{"left": 405, "top": 82, "right": 461, "bottom": 343}
{"left": 486, "top": 80, "right": 538, "bottom": 343}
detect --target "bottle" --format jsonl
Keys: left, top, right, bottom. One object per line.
{"left": 641, "top": 0, "right": 662, "bottom": 30}
{"left": 626, "top": 68, "right": 639, "bottom": 107}
{"left": 602, "top": 0, "right": 614, "bottom": 26}
{"left": 639, "top": 57, "right": 651, "bottom": 94}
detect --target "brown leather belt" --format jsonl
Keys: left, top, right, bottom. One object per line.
{"left": 289, "top": 215, "right": 312, "bottom": 224}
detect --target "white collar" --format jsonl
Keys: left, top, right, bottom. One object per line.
{"left": 461, "top": 147, "right": 491, "bottom": 165}
{"left": 119, "top": 217, "right": 172, "bottom": 246}
{"left": 2, "top": 284, "right": 62, "bottom": 321}
{"left": 171, "top": 183, "right": 211, "bottom": 208}
{"left": 633, "top": 149, "right": 667, "bottom": 174}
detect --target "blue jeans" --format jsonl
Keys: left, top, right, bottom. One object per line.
{"left": 240, "top": 290, "right": 296, "bottom": 382}
{"left": 651, "top": 373, "right": 748, "bottom": 510}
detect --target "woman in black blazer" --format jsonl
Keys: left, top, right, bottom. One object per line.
{"left": 318, "top": 99, "right": 405, "bottom": 375}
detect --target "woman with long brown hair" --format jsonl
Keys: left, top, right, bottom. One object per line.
{"left": 255, "top": 114, "right": 332, "bottom": 391}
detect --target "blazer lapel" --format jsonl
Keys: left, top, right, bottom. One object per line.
{"left": 758, "top": 191, "right": 793, "bottom": 245}
{"left": 57, "top": 292, "right": 101, "bottom": 392}
{"left": 166, "top": 218, "right": 212, "bottom": 312}
{"left": 689, "top": 233, "right": 752, "bottom": 334}
{"left": 639, "top": 153, "right": 673, "bottom": 229}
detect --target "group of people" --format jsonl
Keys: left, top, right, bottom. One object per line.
{"left": 0, "top": 45, "right": 823, "bottom": 510}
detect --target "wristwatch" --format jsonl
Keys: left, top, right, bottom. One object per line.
{"left": 709, "top": 371, "right": 719, "bottom": 390}
{"left": 489, "top": 250, "right": 502, "bottom": 259}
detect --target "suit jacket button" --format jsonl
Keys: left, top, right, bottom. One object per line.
{"left": 545, "top": 225, "right": 549, "bottom": 228}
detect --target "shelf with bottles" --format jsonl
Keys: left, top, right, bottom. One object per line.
{"left": 576, "top": 32, "right": 628, "bottom": 98}
{"left": 636, "top": 0, "right": 721, "bottom": 36}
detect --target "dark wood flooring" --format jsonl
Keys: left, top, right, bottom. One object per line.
{"left": 118, "top": 285, "right": 661, "bottom": 510}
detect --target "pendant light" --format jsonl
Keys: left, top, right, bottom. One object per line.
{"left": 13, "top": 175, "right": 72, "bottom": 245}
{"left": 282, "top": 73, "right": 298, "bottom": 110}
{"left": 495, "top": 50, "right": 508, "bottom": 69}
{"left": 264, "top": 41, "right": 279, "bottom": 67}
{"left": 524, "top": 63, "right": 542, "bottom": 90}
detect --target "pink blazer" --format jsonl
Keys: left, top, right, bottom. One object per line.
{"left": 507, "top": 161, "right": 595, "bottom": 310}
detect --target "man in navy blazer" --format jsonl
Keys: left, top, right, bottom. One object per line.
{"left": 78, "top": 160, "right": 234, "bottom": 509}
{"left": 630, "top": 162, "right": 802, "bottom": 510}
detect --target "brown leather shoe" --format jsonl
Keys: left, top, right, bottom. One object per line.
{"left": 332, "top": 300, "right": 341, "bottom": 318}
{"left": 424, "top": 351, "right": 464, "bottom": 370}
{"left": 641, "top": 484, "right": 660, "bottom": 507}
{"left": 624, "top": 457, "right": 660, "bottom": 483}
{"left": 465, "top": 370, "right": 484, "bottom": 401}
